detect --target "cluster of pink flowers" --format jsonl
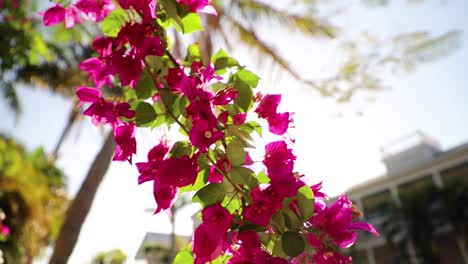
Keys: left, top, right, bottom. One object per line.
{"left": 42, "top": 0, "right": 379, "bottom": 263}
{"left": 137, "top": 142, "right": 199, "bottom": 213}
{"left": 42, "top": 0, "right": 115, "bottom": 28}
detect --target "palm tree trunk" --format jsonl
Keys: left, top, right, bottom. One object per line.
{"left": 49, "top": 132, "right": 115, "bottom": 264}
{"left": 169, "top": 208, "right": 176, "bottom": 263}
{"left": 51, "top": 102, "right": 79, "bottom": 161}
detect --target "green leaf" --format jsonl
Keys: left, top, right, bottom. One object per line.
{"left": 181, "top": 13, "right": 203, "bottom": 34}
{"left": 210, "top": 82, "right": 228, "bottom": 92}
{"left": 173, "top": 245, "right": 194, "bottom": 264}
{"left": 282, "top": 209, "right": 301, "bottom": 232}
{"left": 102, "top": 8, "right": 128, "bottom": 37}
{"left": 146, "top": 55, "right": 165, "bottom": 71}
{"left": 232, "top": 81, "right": 253, "bottom": 112}
{"left": 239, "top": 222, "right": 268, "bottom": 233}
{"left": 236, "top": 69, "right": 260, "bottom": 88}
{"left": 136, "top": 75, "right": 154, "bottom": 99}
{"left": 192, "top": 183, "right": 225, "bottom": 207}
{"left": 270, "top": 212, "right": 286, "bottom": 233}
{"left": 122, "top": 87, "right": 137, "bottom": 101}
{"left": 185, "top": 43, "right": 202, "bottom": 64}
{"left": 223, "top": 196, "right": 242, "bottom": 214}
{"left": 226, "top": 126, "right": 254, "bottom": 148}
{"left": 159, "top": 0, "right": 184, "bottom": 31}
{"left": 158, "top": 88, "right": 177, "bottom": 108}
{"left": 135, "top": 101, "right": 157, "bottom": 126}
{"left": 230, "top": 167, "right": 258, "bottom": 189}
{"left": 273, "top": 236, "right": 287, "bottom": 258}
{"left": 226, "top": 139, "right": 246, "bottom": 167}
{"left": 169, "top": 141, "right": 192, "bottom": 158}
{"left": 211, "top": 49, "right": 239, "bottom": 74}
{"left": 257, "top": 171, "right": 270, "bottom": 184}
{"left": 180, "top": 169, "right": 208, "bottom": 193}
{"left": 245, "top": 121, "right": 262, "bottom": 136}
{"left": 281, "top": 231, "right": 305, "bottom": 257}
{"left": 297, "top": 185, "right": 315, "bottom": 221}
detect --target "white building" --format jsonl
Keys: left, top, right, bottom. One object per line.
{"left": 343, "top": 131, "right": 468, "bottom": 264}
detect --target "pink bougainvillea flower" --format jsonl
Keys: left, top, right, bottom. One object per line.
{"left": 217, "top": 111, "right": 229, "bottom": 126}
{"left": 209, "top": 159, "right": 229, "bottom": 183}
{"left": 76, "top": 86, "right": 101, "bottom": 103}
{"left": 118, "top": 0, "right": 156, "bottom": 22}
{"left": 233, "top": 113, "right": 246, "bottom": 126}
{"left": 309, "top": 195, "right": 379, "bottom": 249}
{"left": 252, "top": 250, "right": 288, "bottom": 264}
{"left": 255, "top": 94, "right": 291, "bottom": 134}
{"left": 267, "top": 112, "right": 290, "bottom": 135}
{"left": 166, "top": 67, "right": 185, "bottom": 88}
{"left": 136, "top": 143, "right": 169, "bottom": 184}
{"left": 193, "top": 203, "right": 232, "bottom": 264}
{"left": 80, "top": 58, "right": 113, "bottom": 88}
{"left": 189, "top": 119, "right": 224, "bottom": 152}
{"left": 107, "top": 48, "right": 144, "bottom": 88}
{"left": 311, "top": 181, "right": 328, "bottom": 212}
{"left": 77, "top": 86, "right": 135, "bottom": 126}
{"left": 263, "top": 141, "right": 296, "bottom": 180}
{"left": 117, "top": 23, "right": 164, "bottom": 57}
{"left": 243, "top": 186, "right": 279, "bottom": 226}
{"left": 75, "top": 0, "right": 115, "bottom": 22}
{"left": 186, "top": 96, "right": 217, "bottom": 125}
{"left": 153, "top": 178, "right": 178, "bottom": 214}
{"left": 0, "top": 224, "right": 10, "bottom": 236}
{"left": 42, "top": 3, "right": 82, "bottom": 28}
{"left": 177, "top": 0, "right": 218, "bottom": 16}
{"left": 255, "top": 94, "right": 281, "bottom": 119}
{"left": 64, "top": 6, "right": 82, "bottom": 28}
{"left": 112, "top": 122, "right": 137, "bottom": 163}
{"left": 213, "top": 87, "right": 238, "bottom": 105}
{"left": 313, "top": 249, "right": 352, "bottom": 264}
{"left": 42, "top": 4, "right": 65, "bottom": 26}
{"left": 157, "top": 155, "right": 199, "bottom": 187}
{"left": 229, "top": 231, "right": 288, "bottom": 264}
{"left": 92, "top": 36, "right": 114, "bottom": 58}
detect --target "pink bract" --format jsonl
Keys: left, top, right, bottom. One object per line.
{"left": 193, "top": 203, "right": 232, "bottom": 264}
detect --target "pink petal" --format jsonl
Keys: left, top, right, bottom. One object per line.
{"left": 42, "top": 4, "right": 65, "bottom": 26}
{"left": 76, "top": 86, "right": 101, "bottom": 102}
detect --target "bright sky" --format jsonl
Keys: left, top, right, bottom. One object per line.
{"left": 1, "top": 0, "right": 468, "bottom": 263}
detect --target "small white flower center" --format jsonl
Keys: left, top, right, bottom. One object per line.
{"left": 204, "top": 131, "right": 212, "bottom": 138}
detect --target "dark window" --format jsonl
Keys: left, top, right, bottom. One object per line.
{"left": 362, "top": 190, "right": 394, "bottom": 221}
{"left": 440, "top": 161, "right": 468, "bottom": 185}
{"left": 397, "top": 175, "right": 434, "bottom": 196}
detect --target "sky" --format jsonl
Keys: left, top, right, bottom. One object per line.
{"left": 1, "top": 0, "right": 468, "bottom": 263}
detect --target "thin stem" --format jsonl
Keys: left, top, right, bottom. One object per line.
{"left": 143, "top": 62, "right": 189, "bottom": 134}
{"left": 207, "top": 155, "right": 244, "bottom": 194}
{"left": 165, "top": 50, "right": 180, "bottom": 67}
{"left": 145, "top": 51, "right": 247, "bottom": 198}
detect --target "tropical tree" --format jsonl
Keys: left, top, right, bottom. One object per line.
{"left": 381, "top": 182, "right": 468, "bottom": 264}
{"left": 0, "top": 135, "right": 67, "bottom": 264}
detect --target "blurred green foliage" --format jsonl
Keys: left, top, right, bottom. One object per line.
{"left": 0, "top": 135, "right": 68, "bottom": 263}
{"left": 91, "top": 248, "right": 127, "bottom": 264}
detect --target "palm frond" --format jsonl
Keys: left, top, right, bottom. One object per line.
{"left": 228, "top": 0, "right": 335, "bottom": 37}
{"left": 1, "top": 82, "right": 21, "bottom": 119}
{"left": 223, "top": 12, "right": 323, "bottom": 93}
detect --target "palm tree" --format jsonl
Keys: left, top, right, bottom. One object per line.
{"left": 0, "top": 135, "right": 68, "bottom": 264}
{"left": 192, "top": 0, "right": 334, "bottom": 91}
{"left": 1, "top": 4, "right": 120, "bottom": 263}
